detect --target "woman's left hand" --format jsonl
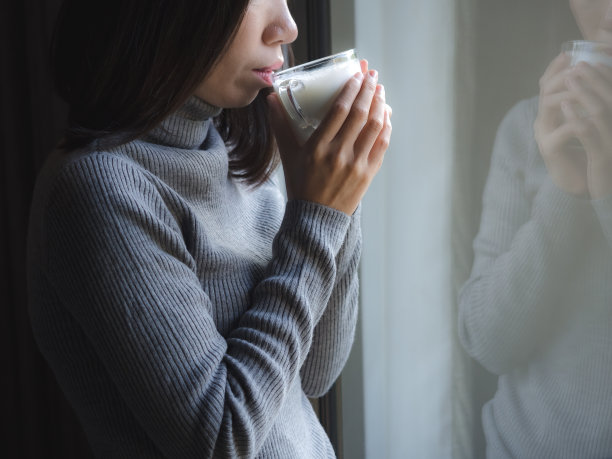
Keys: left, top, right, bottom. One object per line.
{"left": 563, "top": 61, "right": 612, "bottom": 199}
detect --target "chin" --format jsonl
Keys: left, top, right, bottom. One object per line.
{"left": 194, "top": 87, "right": 259, "bottom": 109}
{"left": 228, "top": 90, "right": 263, "bottom": 108}
{"left": 211, "top": 83, "right": 263, "bottom": 108}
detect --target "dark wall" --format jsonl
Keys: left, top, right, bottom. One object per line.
{"left": 0, "top": 1, "right": 323, "bottom": 457}
{"left": 1, "top": 1, "right": 92, "bottom": 457}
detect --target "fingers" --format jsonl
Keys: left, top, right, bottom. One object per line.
{"left": 368, "top": 107, "right": 392, "bottom": 170}
{"left": 546, "top": 110, "right": 604, "bottom": 161}
{"left": 575, "top": 120, "right": 604, "bottom": 157}
{"left": 310, "top": 72, "right": 365, "bottom": 146}
{"left": 562, "top": 109, "right": 607, "bottom": 161}
{"left": 353, "top": 84, "right": 386, "bottom": 158}
{"left": 540, "top": 68, "right": 573, "bottom": 97}
{"left": 588, "top": 63, "right": 612, "bottom": 94}
{"left": 567, "top": 62, "right": 612, "bottom": 198}
{"left": 564, "top": 63, "right": 612, "bottom": 158}
{"left": 567, "top": 72, "right": 606, "bottom": 112}
{"left": 333, "top": 69, "right": 379, "bottom": 145}
{"left": 536, "top": 90, "right": 575, "bottom": 133}
{"left": 360, "top": 59, "right": 369, "bottom": 74}
{"left": 307, "top": 63, "right": 390, "bottom": 166}
{"left": 539, "top": 53, "right": 571, "bottom": 97}
{"left": 538, "top": 62, "right": 612, "bottom": 157}
{"left": 567, "top": 63, "right": 612, "bottom": 111}
{"left": 560, "top": 99, "right": 581, "bottom": 122}
{"left": 536, "top": 56, "right": 575, "bottom": 134}
{"left": 538, "top": 121, "right": 578, "bottom": 155}
{"left": 540, "top": 52, "right": 571, "bottom": 87}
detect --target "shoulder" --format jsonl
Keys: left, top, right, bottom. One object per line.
{"left": 54, "top": 149, "right": 148, "bottom": 191}
{"left": 40, "top": 149, "right": 157, "bottom": 205}
{"left": 33, "top": 149, "right": 173, "bottom": 230}
{"left": 497, "top": 96, "right": 539, "bottom": 139}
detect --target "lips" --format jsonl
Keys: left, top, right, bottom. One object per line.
{"left": 254, "top": 60, "right": 284, "bottom": 73}
{"left": 253, "top": 69, "right": 275, "bottom": 86}
{"left": 253, "top": 60, "right": 284, "bottom": 86}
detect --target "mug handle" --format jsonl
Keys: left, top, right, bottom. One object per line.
{"left": 285, "top": 80, "right": 316, "bottom": 127}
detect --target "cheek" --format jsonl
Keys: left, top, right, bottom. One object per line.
{"left": 196, "top": 71, "right": 259, "bottom": 108}
{"left": 193, "top": 48, "right": 260, "bottom": 108}
{"left": 572, "top": 0, "right": 612, "bottom": 39}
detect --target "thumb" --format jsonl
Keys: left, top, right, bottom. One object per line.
{"left": 266, "top": 93, "right": 298, "bottom": 155}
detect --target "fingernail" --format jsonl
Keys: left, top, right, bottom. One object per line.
{"left": 369, "top": 69, "right": 378, "bottom": 80}
{"left": 376, "top": 84, "right": 385, "bottom": 96}
{"left": 355, "top": 72, "right": 364, "bottom": 81}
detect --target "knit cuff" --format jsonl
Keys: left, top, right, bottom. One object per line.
{"left": 281, "top": 200, "right": 352, "bottom": 256}
{"left": 351, "top": 202, "right": 362, "bottom": 221}
{"left": 532, "top": 177, "right": 595, "bottom": 244}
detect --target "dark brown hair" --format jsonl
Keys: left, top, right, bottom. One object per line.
{"left": 52, "top": 0, "right": 283, "bottom": 186}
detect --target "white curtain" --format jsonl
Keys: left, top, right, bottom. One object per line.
{"left": 351, "top": 0, "right": 467, "bottom": 457}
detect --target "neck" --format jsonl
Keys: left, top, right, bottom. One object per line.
{"left": 143, "top": 96, "right": 223, "bottom": 150}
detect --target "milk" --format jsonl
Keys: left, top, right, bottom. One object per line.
{"left": 273, "top": 50, "right": 361, "bottom": 144}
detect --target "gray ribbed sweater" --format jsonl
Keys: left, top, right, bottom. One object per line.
{"left": 27, "top": 96, "right": 361, "bottom": 458}
{"left": 459, "top": 97, "right": 612, "bottom": 458}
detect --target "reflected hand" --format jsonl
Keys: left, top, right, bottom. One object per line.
{"left": 534, "top": 52, "right": 589, "bottom": 197}
{"left": 563, "top": 61, "right": 612, "bottom": 199}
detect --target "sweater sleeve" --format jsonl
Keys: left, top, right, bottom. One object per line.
{"left": 299, "top": 205, "right": 361, "bottom": 398}
{"left": 458, "top": 99, "right": 596, "bottom": 375}
{"left": 42, "top": 154, "right": 351, "bottom": 459}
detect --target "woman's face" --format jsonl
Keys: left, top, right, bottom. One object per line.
{"left": 194, "top": 0, "right": 298, "bottom": 108}
{"left": 570, "top": 0, "right": 612, "bottom": 42}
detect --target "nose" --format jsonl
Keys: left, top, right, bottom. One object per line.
{"left": 263, "top": 4, "right": 298, "bottom": 46}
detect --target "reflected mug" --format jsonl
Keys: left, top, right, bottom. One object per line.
{"left": 273, "top": 49, "right": 361, "bottom": 144}
{"left": 562, "top": 40, "right": 612, "bottom": 67}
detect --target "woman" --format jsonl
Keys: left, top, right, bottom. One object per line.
{"left": 459, "top": 0, "right": 612, "bottom": 457}
{"left": 27, "top": 1, "right": 391, "bottom": 457}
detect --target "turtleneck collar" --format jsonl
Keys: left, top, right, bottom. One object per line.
{"left": 144, "top": 96, "right": 223, "bottom": 150}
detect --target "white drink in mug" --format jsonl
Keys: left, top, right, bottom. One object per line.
{"left": 273, "top": 49, "right": 361, "bottom": 144}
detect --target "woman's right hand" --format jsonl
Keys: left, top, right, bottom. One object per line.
{"left": 534, "top": 52, "right": 589, "bottom": 197}
{"left": 267, "top": 62, "right": 392, "bottom": 215}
